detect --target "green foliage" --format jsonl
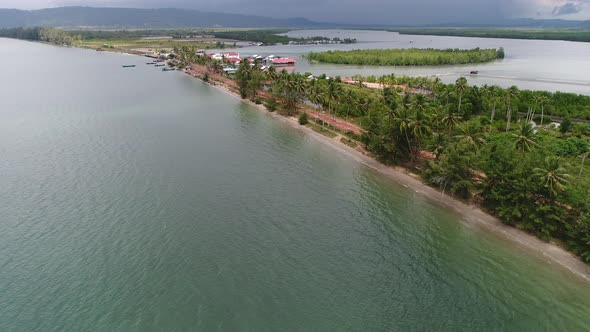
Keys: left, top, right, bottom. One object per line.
{"left": 561, "top": 117, "right": 572, "bottom": 134}
{"left": 0, "top": 27, "right": 80, "bottom": 46}
{"left": 299, "top": 112, "right": 309, "bottom": 125}
{"left": 264, "top": 97, "right": 278, "bottom": 112}
{"left": 306, "top": 48, "right": 503, "bottom": 66}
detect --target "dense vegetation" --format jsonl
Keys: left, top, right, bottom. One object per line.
{"left": 394, "top": 28, "right": 590, "bottom": 43}
{"left": 212, "top": 30, "right": 357, "bottom": 45}
{"left": 176, "top": 45, "right": 590, "bottom": 263}
{"left": 0, "top": 27, "right": 80, "bottom": 46}
{"left": 212, "top": 29, "right": 294, "bottom": 45}
{"left": 306, "top": 48, "right": 505, "bottom": 66}
{"left": 349, "top": 74, "right": 590, "bottom": 120}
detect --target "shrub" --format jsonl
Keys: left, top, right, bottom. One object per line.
{"left": 298, "top": 112, "right": 309, "bottom": 125}
{"left": 264, "top": 97, "right": 278, "bottom": 112}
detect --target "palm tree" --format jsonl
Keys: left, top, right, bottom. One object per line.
{"left": 512, "top": 122, "right": 537, "bottom": 153}
{"left": 409, "top": 95, "right": 432, "bottom": 155}
{"left": 441, "top": 106, "right": 460, "bottom": 138}
{"left": 505, "top": 86, "right": 518, "bottom": 132}
{"left": 537, "top": 95, "right": 549, "bottom": 126}
{"left": 394, "top": 107, "right": 413, "bottom": 155}
{"left": 266, "top": 66, "right": 278, "bottom": 82}
{"left": 490, "top": 95, "right": 501, "bottom": 123}
{"left": 326, "top": 79, "right": 342, "bottom": 120}
{"left": 533, "top": 157, "right": 571, "bottom": 197}
{"left": 455, "top": 77, "right": 468, "bottom": 115}
{"left": 455, "top": 123, "right": 486, "bottom": 151}
{"left": 343, "top": 89, "right": 356, "bottom": 120}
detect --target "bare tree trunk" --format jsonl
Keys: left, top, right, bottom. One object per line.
{"left": 490, "top": 103, "right": 496, "bottom": 122}
{"left": 506, "top": 107, "right": 512, "bottom": 132}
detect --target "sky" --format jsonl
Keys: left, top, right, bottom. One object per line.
{"left": 0, "top": 0, "right": 589, "bottom": 24}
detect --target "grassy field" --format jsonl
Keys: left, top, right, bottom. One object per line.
{"left": 393, "top": 28, "right": 590, "bottom": 43}
{"left": 75, "top": 38, "right": 232, "bottom": 53}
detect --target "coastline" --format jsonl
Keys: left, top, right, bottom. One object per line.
{"left": 31, "top": 40, "right": 590, "bottom": 283}
{"left": 195, "top": 69, "right": 590, "bottom": 283}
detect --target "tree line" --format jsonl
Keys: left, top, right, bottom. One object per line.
{"left": 395, "top": 28, "right": 590, "bottom": 43}
{"left": 0, "top": 27, "right": 80, "bottom": 46}
{"left": 305, "top": 48, "right": 505, "bottom": 66}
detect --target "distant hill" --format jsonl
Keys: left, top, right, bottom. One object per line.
{"left": 0, "top": 7, "right": 588, "bottom": 30}
{"left": 0, "top": 7, "right": 326, "bottom": 29}
{"left": 422, "top": 18, "right": 590, "bottom": 29}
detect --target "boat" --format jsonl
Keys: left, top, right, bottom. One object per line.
{"left": 146, "top": 62, "right": 156, "bottom": 65}
{"left": 470, "top": 70, "right": 479, "bottom": 75}
{"left": 155, "top": 64, "right": 165, "bottom": 67}
{"left": 122, "top": 65, "right": 136, "bottom": 68}
{"left": 162, "top": 68, "right": 175, "bottom": 72}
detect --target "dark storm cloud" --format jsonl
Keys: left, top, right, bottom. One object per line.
{"left": 552, "top": 2, "right": 583, "bottom": 15}
{"left": 1, "top": 0, "right": 589, "bottom": 22}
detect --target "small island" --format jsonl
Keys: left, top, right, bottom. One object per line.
{"left": 305, "top": 47, "right": 505, "bottom": 66}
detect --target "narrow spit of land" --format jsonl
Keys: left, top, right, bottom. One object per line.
{"left": 181, "top": 64, "right": 590, "bottom": 283}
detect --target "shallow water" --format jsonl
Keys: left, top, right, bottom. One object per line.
{"left": 1, "top": 38, "right": 590, "bottom": 331}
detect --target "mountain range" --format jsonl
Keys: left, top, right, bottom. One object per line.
{"left": 0, "top": 7, "right": 588, "bottom": 29}
{"left": 0, "top": 7, "right": 324, "bottom": 29}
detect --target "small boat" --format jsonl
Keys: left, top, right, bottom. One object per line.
{"left": 155, "top": 64, "right": 165, "bottom": 67}
{"left": 122, "top": 65, "right": 136, "bottom": 68}
{"left": 162, "top": 68, "right": 175, "bottom": 72}
{"left": 470, "top": 70, "right": 479, "bottom": 75}
{"left": 146, "top": 62, "right": 156, "bottom": 65}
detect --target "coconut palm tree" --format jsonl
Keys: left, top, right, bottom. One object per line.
{"left": 266, "top": 66, "right": 278, "bottom": 82}
{"left": 455, "top": 77, "right": 468, "bottom": 115}
{"left": 512, "top": 122, "right": 537, "bottom": 153}
{"left": 409, "top": 95, "right": 432, "bottom": 155}
{"left": 326, "top": 79, "right": 343, "bottom": 120}
{"left": 533, "top": 156, "right": 571, "bottom": 197}
{"left": 537, "top": 95, "right": 549, "bottom": 126}
{"left": 455, "top": 123, "right": 486, "bottom": 151}
{"left": 441, "top": 106, "right": 461, "bottom": 138}
{"left": 505, "top": 86, "right": 519, "bottom": 132}
{"left": 394, "top": 107, "right": 413, "bottom": 155}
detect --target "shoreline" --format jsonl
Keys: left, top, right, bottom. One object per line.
{"left": 194, "top": 69, "right": 590, "bottom": 283}
{"left": 29, "top": 40, "right": 590, "bottom": 283}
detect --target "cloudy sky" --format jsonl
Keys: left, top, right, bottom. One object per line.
{"left": 1, "top": 0, "right": 589, "bottom": 23}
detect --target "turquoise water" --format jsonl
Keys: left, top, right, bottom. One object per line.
{"left": 1, "top": 39, "right": 589, "bottom": 331}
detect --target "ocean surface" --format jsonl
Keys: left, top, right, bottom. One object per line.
{"left": 1, "top": 38, "right": 590, "bottom": 331}
{"left": 227, "top": 29, "right": 590, "bottom": 94}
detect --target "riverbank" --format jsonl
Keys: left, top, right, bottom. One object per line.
{"left": 184, "top": 63, "right": 590, "bottom": 282}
